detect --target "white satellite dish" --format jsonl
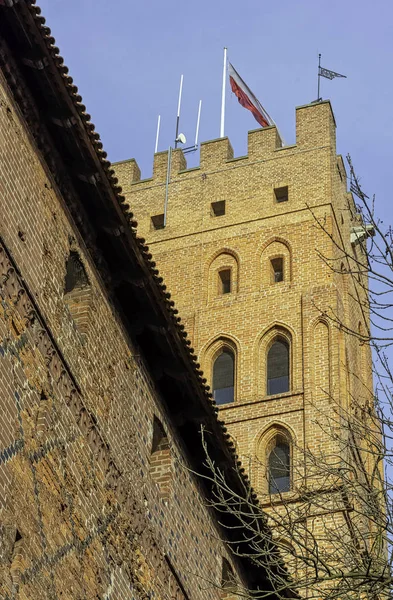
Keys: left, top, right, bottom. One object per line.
{"left": 176, "top": 133, "right": 186, "bottom": 145}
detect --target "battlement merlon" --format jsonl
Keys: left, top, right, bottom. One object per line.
{"left": 111, "top": 158, "right": 141, "bottom": 190}
{"left": 114, "top": 100, "right": 337, "bottom": 188}
{"left": 296, "top": 100, "right": 336, "bottom": 150}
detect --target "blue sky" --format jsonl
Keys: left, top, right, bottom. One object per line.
{"left": 39, "top": 0, "right": 392, "bottom": 226}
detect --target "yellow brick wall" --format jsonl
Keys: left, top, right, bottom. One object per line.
{"left": 116, "top": 100, "right": 373, "bottom": 505}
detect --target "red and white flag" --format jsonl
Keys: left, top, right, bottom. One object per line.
{"left": 229, "top": 63, "right": 272, "bottom": 128}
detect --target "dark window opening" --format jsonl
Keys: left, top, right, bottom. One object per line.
{"left": 271, "top": 257, "right": 284, "bottom": 283}
{"left": 219, "top": 269, "right": 231, "bottom": 295}
{"left": 213, "top": 350, "right": 234, "bottom": 405}
{"left": 65, "top": 252, "right": 89, "bottom": 294}
{"left": 267, "top": 339, "right": 289, "bottom": 395}
{"left": 211, "top": 200, "right": 226, "bottom": 217}
{"left": 269, "top": 439, "right": 290, "bottom": 494}
{"left": 274, "top": 186, "right": 288, "bottom": 203}
{"left": 221, "top": 557, "right": 236, "bottom": 595}
{"left": 151, "top": 417, "right": 168, "bottom": 454}
{"left": 150, "top": 417, "right": 171, "bottom": 499}
{"left": 64, "top": 252, "right": 91, "bottom": 334}
{"left": 151, "top": 214, "right": 165, "bottom": 230}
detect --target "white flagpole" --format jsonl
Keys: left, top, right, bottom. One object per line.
{"left": 220, "top": 47, "right": 227, "bottom": 138}
{"left": 154, "top": 115, "right": 161, "bottom": 154}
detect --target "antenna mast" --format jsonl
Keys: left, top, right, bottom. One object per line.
{"left": 195, "top": 100, "right": 202, "bottom": 147}
{"left": 317, "top": 53, "right": 321, "bottom": 101}
{"left": 155, "top": 115, "right": 161, "bottom": 154}
{"left": 175, "top": 74, "right": 184, "bottom": 148}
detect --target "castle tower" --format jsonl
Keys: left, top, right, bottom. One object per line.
{"left": 115, "top": 100, "right": 373, "bottom": 527}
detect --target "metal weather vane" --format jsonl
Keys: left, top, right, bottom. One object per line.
{"left": 317, "top": 54, "right": 347, "bottom": 101}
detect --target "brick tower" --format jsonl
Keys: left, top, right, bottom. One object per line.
{"left": 115, "top": 100, "right": 373, "bottom": 525}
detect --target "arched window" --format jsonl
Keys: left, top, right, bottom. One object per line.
{"left": 213, "top": 350, "right": 235, "bottom": 405}
{"left": 208, "top": 251, "right": 239, "bottom": 301}
{"left": 267, "top": 338, "right": 289, "bottom": 395}
{"left": 260, "top": 239, "right": 291, "bottom": 288}
{"left": 268, "top": 436, "right": 290, "bottom": 494}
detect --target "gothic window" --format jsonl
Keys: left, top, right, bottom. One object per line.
{"left": 267, "top": 338, "right": 289, "bottom": 395}
{"left": 150, "top": 417, "right": 172, "bottom": 500}
{"left": 271, "top": 257, "right": 284, "bottom": 283}
{"left": 268, "top": 436, "right": 291, "bottom": 494}
{"left": 213, "top": 349, "right": 235, "bottom": 405}
{"left": 218, "top": 269, "right": 231, "bottom": 295}
{"left": 260, "top": 239, "right": 291, "bottom": 289}
{"left": 208, "top": 251, "right": 238, "bottom": 301}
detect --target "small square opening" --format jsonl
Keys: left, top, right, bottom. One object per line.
{"left": 219, "top": 269, "right": 231, "bottom": 294}
{"left": 151, "top": 214, "right": 165, "bottom": 230}
{"left": 271, "top": 257, "right": 284, "bottom": 283}
{"left": 274, "top": 186, "right": 288, "bottom": 203}
{"left": 211, "top": 200, "right": 226, "bottom": 217}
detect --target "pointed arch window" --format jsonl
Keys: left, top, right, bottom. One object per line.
{"left": 268, "top": 436, "right": 290, "bottom": 494}
{"left": 267, "top": 338, "right": 289, "bottom": 395}
{"left": 213, "top": 349, "right": 235, "bottom": 405}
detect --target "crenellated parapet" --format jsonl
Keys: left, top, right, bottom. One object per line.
{"left": 114, "top": 100, "right": 337, "bottom": 190}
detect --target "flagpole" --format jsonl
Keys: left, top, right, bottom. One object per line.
{"left": 220, "top": 47, "right": 227, "bottom": 138}
{"left": 317, "top": 53, "right": 321, "bottom": 101}
{"left": 175, "top": 74, "right": 183, "bottom": 148}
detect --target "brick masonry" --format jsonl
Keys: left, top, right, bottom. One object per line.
{"left": 0, "top": 65, "right": 243, "bottom": 599}
{"left": 116, "top": 100, "right": 374, "bottom": 559}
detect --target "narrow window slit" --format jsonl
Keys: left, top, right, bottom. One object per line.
{"left": 219, "top": 269, "right": 231, "bottom": 295}
{"left": 271, "top": 257, "right": 284, "bottom": 283}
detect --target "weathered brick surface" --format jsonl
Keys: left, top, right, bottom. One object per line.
{"left": 0, "top": 68, "right": 240, "bottom": 599}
